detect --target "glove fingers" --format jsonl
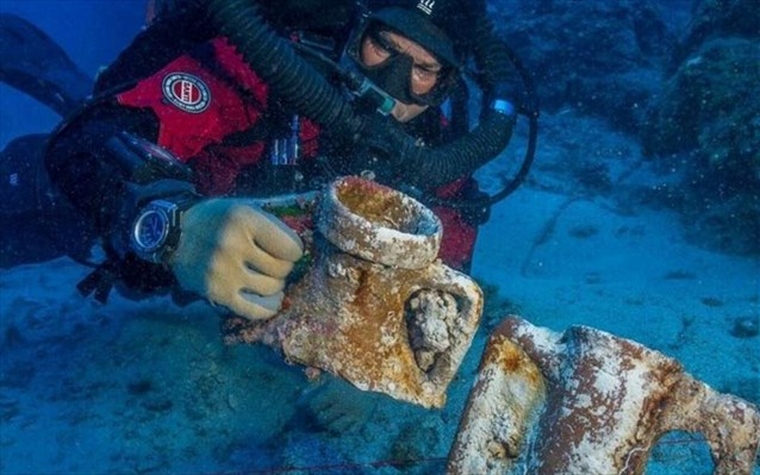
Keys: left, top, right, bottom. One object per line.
{"left": 233, "top": 203, "right": 304, "bottom": 262}
{"left": 241, "top": 242, "right": 297, "bottom": 280}
{"left": 230, "top": 290, "right": 284, "bottom": 321}
{"left": 205, "top": 255, "right": 285, "bottom": 296}
{"left": 171, "top": 198, "right": 302, "bottom": 321}
{"left": 239, "top": 264, "right": 287, "bottom": 296}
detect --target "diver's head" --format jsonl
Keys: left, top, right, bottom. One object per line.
{"left": 348, "top": 0, "right": 465, "bottom": 122}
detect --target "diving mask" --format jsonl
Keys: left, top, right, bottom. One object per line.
{"left": 348, "top": 23, "right": 458, "bottom": 108}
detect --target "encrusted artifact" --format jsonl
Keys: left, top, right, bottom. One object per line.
{"left": 224, "top": 176, "right": 484, "bottom": 408}
{"left": 447, "top": 317, "right": 760, "bottom": 475}
{"left": 222, "top": 176, "right": 758, "bottom": 472}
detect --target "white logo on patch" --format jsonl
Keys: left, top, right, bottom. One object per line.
{"left": 162, "top": 73, "right": 210, "bottom": 113}
{"left": 417, "top": 0, "right": 435, "bottom": 15}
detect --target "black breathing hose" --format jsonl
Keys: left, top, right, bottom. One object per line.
{"left": 205, "top": 0, "right": 519, "bottom": 191}
{"left": 484, "top": 42, "right": 539, "bottom": 206}
{"left": 468, "top": 13, "right": 539, "bottom": 207}
{"left": 207, "top": 0, "right": 363, "bottom": 139}
{"left": 415, "top": 112, "right": 515, "bottom": 189}
{"left": 402, "top": 12, "right": 539, "bottom": 214}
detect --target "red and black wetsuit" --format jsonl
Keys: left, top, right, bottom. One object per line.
{"left": 45, "top": 11, "right": 484, "bottom": 299}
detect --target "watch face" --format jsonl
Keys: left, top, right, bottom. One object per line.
{"left": 132, "top": 208, "right": 169, "bottom": 253}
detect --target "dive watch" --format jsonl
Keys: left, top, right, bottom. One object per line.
{"left": 130, "top": 197, "right": 196, "bottom": 263}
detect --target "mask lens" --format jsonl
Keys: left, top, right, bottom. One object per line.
{"left": 354, "top": 25, "right": 458, "bottom": 107}
{"left": 366, "top": 29, "right": 398, "bottom": 65}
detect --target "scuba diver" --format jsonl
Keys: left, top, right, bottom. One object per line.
{"left": 2, "top": 0, "right": 538, "bottom": 322}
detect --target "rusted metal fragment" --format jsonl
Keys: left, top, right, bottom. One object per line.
{"left": 448, "top": 317, "right": 760, "bottom": 475}
{"left": 447, "top": 323, "right": 546, "bottom": 474}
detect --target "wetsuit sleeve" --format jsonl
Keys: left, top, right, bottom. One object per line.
{"left": 45, "top": 106, "right": 197, "bottom": 299}
{"left": 52, "top": 1, "right": 210, "bottom": 237}
{"left": 46, "top": 106, "right": 183, "bottom": 234}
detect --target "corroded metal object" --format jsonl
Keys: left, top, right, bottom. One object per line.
{"left": 448, "top": 317, "right": 760, "bottom": 475}
{"left": 225, "top": 176, "right": 484, "bottom": 408}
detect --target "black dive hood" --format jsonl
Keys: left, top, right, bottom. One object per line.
{"left": 206, "top": 0, "right": 534, "bottom": 199}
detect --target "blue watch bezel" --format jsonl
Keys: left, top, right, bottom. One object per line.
{"left": 130, "top": 198, "right": 194, "bottom": 263}
{"left": 132, "top": 206, "right": 171, "bottom": 254}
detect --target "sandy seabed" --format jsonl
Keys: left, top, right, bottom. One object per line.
{"left": 1, "top": 112, "right": 758, "bottom": 474}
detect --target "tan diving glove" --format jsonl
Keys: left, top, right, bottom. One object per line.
{"left": 167, "top": 198, "right": 304, "bottom": 320}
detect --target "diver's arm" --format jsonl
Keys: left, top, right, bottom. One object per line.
{"left": 44, "top": 108, "right": 197, "bottom": 256}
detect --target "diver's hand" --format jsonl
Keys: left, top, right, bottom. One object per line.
{"left": 167, "top": 198, "right": 303, "bottom": 320}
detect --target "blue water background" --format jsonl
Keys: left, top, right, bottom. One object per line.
{"left": 1, "top": 1, "right": 758, "bottom": 474}
{"left": 1, "top": 0, "right": 146, "bottom": 148}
